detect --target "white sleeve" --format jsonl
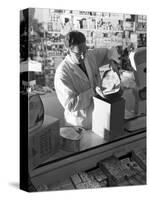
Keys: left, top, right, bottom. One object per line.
{"left": 91, "top": 47, "right": 120, "bottom": 68}
{"left": 107, "top": 46, "right": 120, "bottom": 64}
{"left": 54, "top": 72, "right": 94, "bottom": 112}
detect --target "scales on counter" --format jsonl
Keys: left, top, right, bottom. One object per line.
{"left": 124, "top": 47, "right": 146, "bottom": 133}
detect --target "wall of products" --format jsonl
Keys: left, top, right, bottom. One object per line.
{"left": 29, "top": 9, "right": 146, "bottom": 89}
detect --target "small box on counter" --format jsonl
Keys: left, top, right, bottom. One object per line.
{"left": 28, "top": 115, "right": 60, "bottom": 170}
{"left": 120, "top": 158, "right": 137, "bottom": 177}
{"left": 75, "top": 179, "right": 101, "bottom": 189}
{"left": 87, "top": 168, "right": 108, "bottom": 184}
{"left": 125, "top": 176, "right": 140, "bottom": 185}
{"left": 71, "top": 171, "right": 104, "bottom": 189}
{"left": 131, "top": 148, "right": 146, "bottom": 171}
{"left": 99, "top": 156, "right": 126, "bottom": 185}
{"left": 92, "top": 96, "right": 125, "bottom": 140}
{"left": 59, "top": 127, "right": 83, "bottom": 152}
{"left": 70, "top": 174, "right": 82, "bottom": 185}
{"left": 78, "top": 172, "right": 91, "bottom": 183}
{"left": 133, "top": 174, "right": 146, "bottom": 185}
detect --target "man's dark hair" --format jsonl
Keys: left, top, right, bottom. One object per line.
{"left": 64, "top": 31, "right": 86, "bottom": 48}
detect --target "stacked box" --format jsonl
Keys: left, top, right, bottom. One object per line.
{"left": 48, "top": 179, "right": 75, "bottom": 191}
{"left": 28, "top": 115, "right": 60, "bottom": 170}
{"left": 120, "top": 158, "right": 137, "bottom": 177}
{"left": 92, "top": 96, "right": 125, "bottom": 140}
{"left": 70, "top": 174, "right": 82, "bottom": 186}
{"left": 122, "top": 176, "right": 139, "bottom": 186}
{"left": 132, "top": 149, "right": 146, "bottom": 171}
{"left": 128, "top": 159, "right": 146, "bottom": 184}
{"left": 87, "top": 168, "right": 108, "bottom": 187}
{"left": 133, "top": 174, "right": 146, "bottom": 185}
{"left": 59, "top": 179, "right": 75, "bottom": 190}
{"left": 36, "top": 184, "right": 49, "bottom": 192}
{"left": 75, "top": 183, "right": 87, "bottom": 189}
{"left": 47, "top": 182, "right": 62, "bottom": 191}
{"left": 71, "top": 172, "right": 101, "bottom": 189}
{"left": 99, "top": 156, "right": 127, "bottom": 185}
{"left": 78, "top": 172, "right": 91, "bottom": 182}
{"left": 79, "top": 172, "right": 101, "bottom": 188}
{"left": 129, "top": 159, "right": 145, "bottom": 176}
{"left": 76, "top": 180, "right": 100, "bottom": 189}
{"left": 45, "top": 151, "right": 146, "bottom": 191}
{"left": 117, "top": 180, "right": 131, "bottom": 186}
{"left": 120, "top": 157, "right": 146, "bottom": 185}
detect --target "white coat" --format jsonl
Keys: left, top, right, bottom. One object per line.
{"left": 54, "top": 47, "right": 120, "bottom": 129}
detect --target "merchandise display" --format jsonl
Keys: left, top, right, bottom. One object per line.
{"left": 27, "top": 9, "right": 146, "bottom": 89}
{"left": 20, "top": 8, "right": 147, "bottom": 193}
{"left": 31, "top": 148, "right": 146, "bottom": 191}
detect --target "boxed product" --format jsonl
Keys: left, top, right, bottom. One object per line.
{"left": 92, "top": 96, "right": 125, "bottom": 140}
{"left": 28, "top": 115, "right": 60, "bottom": 170}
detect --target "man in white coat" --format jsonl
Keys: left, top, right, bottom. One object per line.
{"left": 54, "top": 31, "right": 120, "bottom": 129}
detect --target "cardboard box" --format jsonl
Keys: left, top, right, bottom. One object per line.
{"left": 87, "top": 168, "right": 107, "bottom": 183}
{"left": 99, "top": 156, "right": 126, "bottom": 184}
{"left": 28, "top": 115, "right": 60, "bottom": 170}
{"left": 92, "top": 96, "right": 125, "bottom": 140}
{"left": 131, "top": 149, "right": 146, "bottom": 171}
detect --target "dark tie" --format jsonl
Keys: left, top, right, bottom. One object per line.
{"left": 78, "top": 62, "right": 89, "bottom": 79}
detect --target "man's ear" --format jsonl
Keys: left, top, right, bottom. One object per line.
{"left": 65, "top": 47, "right": 70, "bottom": 55}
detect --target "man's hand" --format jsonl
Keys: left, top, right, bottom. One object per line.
{"left": 95, "top": 86, "right": 105, "bottom": 98}
{"left": 109, "top": 60, "right": 120, "bottom": 79}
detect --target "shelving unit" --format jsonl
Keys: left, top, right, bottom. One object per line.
{"left": 29, "top": 9, "right": 146, "bottom": 89}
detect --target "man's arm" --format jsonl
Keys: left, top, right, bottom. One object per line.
{"left": 92, "top": 47, "right": 121, "bottom": 97}
{"left": 54, "top": 72, "right": 94, "bottom": 112}
{"left": 93, "top": 46, "right": 120, "bottom": 68}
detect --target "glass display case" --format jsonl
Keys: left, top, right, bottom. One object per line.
{"left": 20, "top": 8, "right": 147, "bottom": 192}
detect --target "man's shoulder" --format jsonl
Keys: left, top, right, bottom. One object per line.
{"left": 55, "top": 58, "right": 71, "bottom": 78}
{"left": 56, "top": 59, "right": 68, "bottom": 71}
{"left": 88, "top": 47, "right": 108, "bottom": 54}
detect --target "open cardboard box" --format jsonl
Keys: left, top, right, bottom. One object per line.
{"left": 92, "top": 95, "right": 125, "bottom": 141}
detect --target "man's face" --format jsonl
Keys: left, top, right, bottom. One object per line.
{"left": 69, "top": 43, "right": 87, "bottom": 64}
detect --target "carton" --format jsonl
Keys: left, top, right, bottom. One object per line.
{"left": 92, "top": 95, "right": 125, "bottom": 140}
{"left": 28, "top": 115, "right": 60, "bottom": 170}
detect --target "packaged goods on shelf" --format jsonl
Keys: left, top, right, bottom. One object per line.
{"left": 131, "top": 148, "right": 146, "bottom": 171}
{"left": 99, "top": 156, "right": 126, "bottom": 184}
{"left": 136, "top": 22, "right": 146, "bottom": 32}
{"left": 137, "top": 15, "right": 147, "bottom": 23}
{"left": 29, "top": 9, "right": 147, "bottom": 89}
{"left": 70, "top": 174, "right": 82, "bottom": 185}
{"left": 120, "top": 158, "right": 137, "bottom": 177}
{"left": 87, "top": 168, "right": 107, "bottom": 184}
{"left": 123, "top": 21, "right": 135, "bottom": 31}
{"left": 46, "top": 33, "right": 64, "bottom": 43}
{"left": 110, "top": 13, "right": 124, "bottom": 20}
{"left": 78, "top": 172, "right": 91, "bottom": 182}
{"left": 137, "top": 34, "right": 146, "bottom": 47}
{"left": 88, "top": 18, "right": 96, "bottom": 29}
{"left": 60, "top": 14, "right": 74, "bottom": 34}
